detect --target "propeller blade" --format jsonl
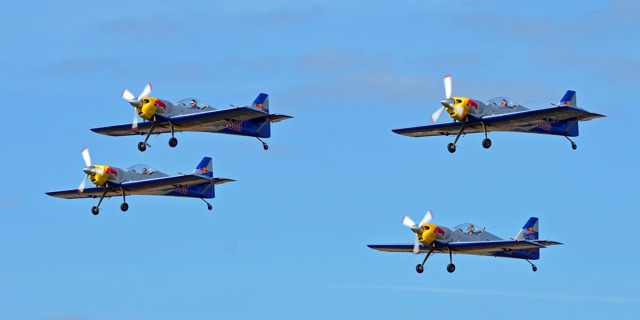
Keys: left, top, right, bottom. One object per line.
{"left": 138, "top": 83, "right": 152, "bottom": 101}
{"left": 122, "top": 88, "right": 135, "bottom": 101}
{"left": 413, "top": 238, "right": 420, "bottom": 254}
{"left": 81, "top": 147, "right": 91, "bottom": 167}
{"left": 418, "top": 210, "right": 433, "bottom": 227}
{"left": 402, "top": 215, "right": 416, "bottom": 228}
{"left": 132, "top": 110, "right": 139, "bottom": 131}
{"left": 431, "top": 107, "right": 444, "bottom": 124}
{"left": 78, "top": 176, "right": 88, "bottom": 194}
{"left": 444, "top": 74, "right": 452, "bottom": 99}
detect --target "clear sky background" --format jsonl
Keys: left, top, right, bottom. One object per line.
{"left": 1, "top": 1, "right": 638, "bottom": 319}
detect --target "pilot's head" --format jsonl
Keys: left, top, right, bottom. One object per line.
{"left": 500, "top": 99, "right": 507, "bottom": 108}
{"left": 190, "top": 99, "right": 197, "bottom": 108}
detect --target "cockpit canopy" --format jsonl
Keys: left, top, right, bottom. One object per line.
{"left": 177, "top": 98, "right": 213, "bottom": 110}
{"left": 127, "top": 164, "right": 168, "bottom": 177}
{"left": 488, "top": 97, "right": 521, "bottom": 109}
{"left": 454, "top": 223, "right": 485, "bottom": 235}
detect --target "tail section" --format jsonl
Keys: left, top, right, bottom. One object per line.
{"left": 515, "top": 217, "right": 539, "bottom": 240}
{"left": 559, "top": 90, "right": 576, "bottom": 107}
{"left": 251, "top": 93, "right": 269, "bottom": 113}
{"left": 193, "top": 157, "right": 213, "bottom": 178}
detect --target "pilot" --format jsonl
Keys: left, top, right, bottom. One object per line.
{"left": 467, "top": 225, "right": 475, "bottom": 234}
{"left": 189, "top": 99, "right": 198, "bottom": 108}
{"left": 500, "top": 99, "right": 508, "bottom": 108}
{"left": 142, "top": 168, "right": 148, "bottom": 174}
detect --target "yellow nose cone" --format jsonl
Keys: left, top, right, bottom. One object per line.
{"left": 137, "top": 97, "right": 159, "bottom": 120}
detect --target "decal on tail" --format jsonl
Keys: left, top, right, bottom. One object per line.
{"left": 559, "top": 90, "right": 576, "bottom": 107}
{"left": 515, "top": 217, "right": 539, "bottom": 241}
{"left": 251, "top": 93, "right": 269, "bottom": 113}
{"left": 193, "top": 157, "right": 213, "bottom": 178}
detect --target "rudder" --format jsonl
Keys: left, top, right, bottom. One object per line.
{"left": 252, "top": 93, "right": 269, "bottom": 113}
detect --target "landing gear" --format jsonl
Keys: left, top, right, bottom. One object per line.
{"left": 90, "top": 187, "right": 110, "bottom": 216}
{"left": 415, "top": 247, "right": 435, "bottom": 274}
{"left": 565, "top": 136, "right": 577, "bottom": 150}
{"left": 482, "top": 138, "right": 492, "bottom": 149}
{"left": 120, "top": 203, "right": 129, "bottom": 212}
{"left": 201, "top": 198, "right": 213, "bottom": 211}
{"left": 447, "top": 123, "right": 467, "bottom": 153}
{"left": 526, "top": 259, "right": 537, "bottom": 272}
{"left": 168, "top": 137, "right": 178, "bottom": 148}
{"left": 138, "top": 121, "right": 157, "bottom": 152}
{"left": 137, "top": 142, "right": 147, "bottom": 152}
{"left": 447, "top": 263, "right": 456, "bottom": 273}
{"left": 257, "top": 137, "right": 268, "bottom": 150}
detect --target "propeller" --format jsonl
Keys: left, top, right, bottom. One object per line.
{"left": 430, "top": 75, "right": 452, "bottom": 123}
{"left": 78, "top": 147, "right": 92, "bottom": 194}
{"left": 122, "top": 83, "right": 152, "bottom": 130}
{"left": 402, "top": 210, "right": 433, "bottom": 254}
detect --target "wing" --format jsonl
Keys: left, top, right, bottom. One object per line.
{"left": 46, "top": 175, "right": 235, "bottom": 198}
{"left": 481, "top": 106, "right": 604, "bottom": 130}
{"left": 368, "top": 239, "right": 561, "bottom": 254}
{"left": 91, "top": 107, "right": 269, "bottom": 137}
{"left": 392, "top": 106, "right": 604, "bottom": 137}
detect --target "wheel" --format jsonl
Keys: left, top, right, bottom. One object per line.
{"left": 263, "top": 143, "right": 269, "bottom": 150}
{"left": 207, "top": 204, "right": 213, "bottom": 210}
{"left": 91, "top": 206, "right": 99, "bottom": 215}
{"left": 120, "top": 203, "right": 129, "bottom": 212}
{"left": 571, "top": 142, "right": 577, "bottom": 150}
{"left": 447, "top": 263, "right": 456, "bottom": 273}
{"left": 168, "top": 137, "right": 178, "bottom": 148}
{"left": 137, "top": 142, "right": 147, "bottom": 152}
{"left": 532, "top": 265, "right": 538, "bottom": 272}
{"left": 482, "top": 138, "right": 492, "bottom": 149}
{"left": 447, "top": 143, "right": 456, "bottom": 153}
{"left": 416, "top": 264, "right": 424, "bottom": 274}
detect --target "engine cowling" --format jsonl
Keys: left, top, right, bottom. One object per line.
{"left": 136, "top": 98, "right": 168, "bottom": 120}
{"left": 418, "top": 223, "right": 450, "bottom": 245}
{"left": 445, "top": 97, "right": 480, "bottom": 121}
{"left": 87, "top": 165, "right": 119, "bottom": 186}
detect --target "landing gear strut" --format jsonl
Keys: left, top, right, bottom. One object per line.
{"left": 168, "top": 121, "right": 178, "bottom": 148}
{"left": 446, "top": 248, "right": 456, "bottom": 273}
{"left": 138, "top": 122, "right": 157, "bottom": 152}
{"left": 525, "top": 259, "right": 537, "bottom": 272}
{"left": 447, "top": 123, "right": 467, "bottom": 153}
{"left": 90, "top": 187, "right": 110, "bottom": 215}
{"left": 120, "top": 187, "right": 128, "bottom": 212}
{"left": 415, "top": 247, "right": 435, "bottom": 274}
{"left": 257, "top": 137, "right": 269, "bottom": 150}
{"left": 481, "top": 121, "right": 491, "bottom": 149}
{"left": 565, "top": 136, "right": 577, "bottom": 150}
{"left": 201, "top": 198, "right": 213, "bottom": 210}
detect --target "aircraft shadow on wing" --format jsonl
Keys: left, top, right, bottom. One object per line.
{"left": 393, "top": 75, "right": 605, "bottom": 153}
{"left": 46, "top": 148, "right": 234, "bottom": 215}
{"left": 368, "top": 211, "right": 562, "bottom": 274}
{"left": 91, "top": 84, "right": 293, "bottom": 152}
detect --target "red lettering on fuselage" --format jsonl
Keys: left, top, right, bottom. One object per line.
{"left": 174, "top": 186, "right": 188, "bottom": 194}
{"left": 105, "top": 167, "right": 118, "bottom": 178}
{"left": 154, "top": 99, "right": 167, "bottom": 111}
{"left": 536, "top": 122, "right": 552, "bottom": 131}
{"left": 466, "top": 99, "right": 478, "bottom": 111}
{"left": 225, "top": 122, "right": 243, "bottom": 132}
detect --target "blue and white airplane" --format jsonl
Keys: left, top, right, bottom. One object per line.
{"left": 46, "top": 148, "right": 234, "bottom": 215}
{"left": 91, "top": 84, "right": 293, "bottom": 152}
{"left": 393, "top": 75, "right": 605, "bottom": 153}
{"left": 368, "top": 211, "right": 562, "bottom": 274}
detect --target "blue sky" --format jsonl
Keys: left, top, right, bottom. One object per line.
{"left": 1, "top": 0, "right": 638, "bottom": 319}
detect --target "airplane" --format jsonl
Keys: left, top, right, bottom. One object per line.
{"left": 91, "top": 84, "right": 293, "bottom": 152}
{"left": 368, "top": 211, "right": 562, "bottom": 274}
{"left": 392, "top": 75, "right": 605, "bottom": 153}
{"left": 46, "top": 148, "right": 234, "bottom": 215}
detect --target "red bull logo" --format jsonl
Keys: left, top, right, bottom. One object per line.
{"left": 254, "top": 103, "right": 264, "bottom": 111}
{"left": 154, "top": 99, "right": 167, "bottom": 111}
{"left": 434, "top": 226, "right": 446, "bottom": 237}
{"left": 105, "top": 167, "right": 118, "bottom": 178}
{"left": 199, "top": 167, "right": 209, "bottom": 174}
{"left": 466, "top": 99, "right": 478, "bottom": 111}
{"left": 225, "top": 122, "right": 243, "bottom": 132}
{"left": 536, "top": 122, "right": 551, "bottom": 131}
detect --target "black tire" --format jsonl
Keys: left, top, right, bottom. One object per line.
{"left": 571, "top": 143, "right": 577, "bottom": 150}
{"left": 447, "top": 263, "right": 456, "bottom": 273}
{"left": 532, "top": 265, "right": 538, "bottom": 272}
{"left": 137, "top": 142, "right": 146, "bottom": 152}
{"left": 416, "top": 264, "right": 424, "bottom": 274}
{"left": 207, "top": 204, "right": 213, "bottom": 210}
{"left": 482, "top": 138, "right": 492, "bottom": 149}
{"left": 120, "top": 203, "right": 129, "bottom": 212}
{"left": 91, "top": 206, "right": 99, "bottom": 215}
{"left": 168, "top": 137, "right": 178, "bottom": 148}
{"left": 263, "top": 144, "right": 269, "bottom": 150}
{"left": 447, "top": 143, "right": 456, "bottom": 153}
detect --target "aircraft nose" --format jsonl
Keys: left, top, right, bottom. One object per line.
{"left": 83, "top": 166, "right": 95, "bottom": 175}
{"left": 441, "top": 98, "right": 454, "bottom": 108}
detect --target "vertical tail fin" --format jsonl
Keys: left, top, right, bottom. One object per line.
{"left": 559, "top": 90, "right": 576, "bottom": 107}
{"left": 251, "top": 93, "right": 269, "bottom": 113}
{"left": 515, "top": 217, "right": 539, "bottom": 240}
{"left": 193, "top": 157, "right": 213, "bottom": 178}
